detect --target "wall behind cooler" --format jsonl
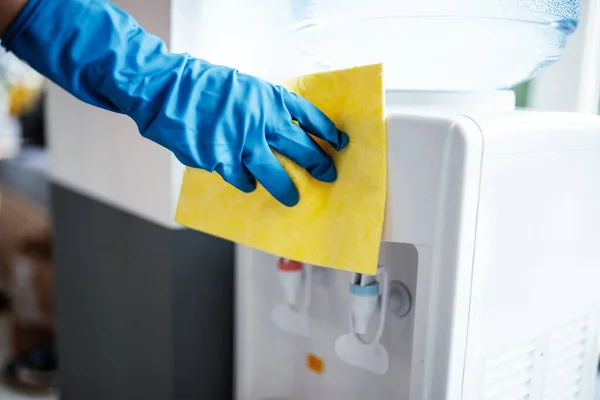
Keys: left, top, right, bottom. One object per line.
{"left": 171, "top": 0, "right": 296, "bottom": 82}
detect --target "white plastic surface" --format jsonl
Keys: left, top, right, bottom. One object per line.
{"left": 334, "top": 333, "right": 390, "bottom": 376}
{"left": 349, "top": 268, "right": 389, "bottom": 344}
{"left": 236, "top": 106, "right": 600, "bottom": 400}
{"left": 336, "top": 268, "right": 391, "bottom": 374}
{"left": 278, "top": 268, "right": 303, "bottom": 307}
{"left": 386, "top": 90, "right": 515, "bottom": 113}
{"left": 462, "top": 112, "right": 600, "bottom": 400}
{"left": 349, "top": 293, "right": 378, "bottom": 335}
{"left": 271, "top": 265, "right": 313, "bottom": 337}
{"left": 236, "top": 243, "right": 419, "bottom": 400}
{"left": 271, "top": 304, "right": 312, "bottom": 338}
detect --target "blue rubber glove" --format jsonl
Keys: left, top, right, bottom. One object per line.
{"left": 1, "top": 0, "right": 349, "bottom": 207}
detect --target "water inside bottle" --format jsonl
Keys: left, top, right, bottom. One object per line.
{"left": 291, "top": 2, "right": 580, "bottom": 91}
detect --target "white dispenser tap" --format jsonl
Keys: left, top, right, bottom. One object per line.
{"left": 277, "top": 258, "right": 304, "bottom": 308}
{"left": 335, "top": 267, "right": 390, "bottom": 375}
{"left": 271, "top": 258, "right": 313, "bottom": 337}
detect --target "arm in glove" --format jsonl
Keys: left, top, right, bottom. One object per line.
{"left": 1, "top": 0, "right": 349, "bottom": 207}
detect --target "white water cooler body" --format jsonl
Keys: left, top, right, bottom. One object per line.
{"left": 235, "top": 91, "right": 600, "bottom": 399}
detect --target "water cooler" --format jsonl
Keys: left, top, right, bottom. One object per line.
{"left": 235, "top": 1, "right": 600, "bottom": 399}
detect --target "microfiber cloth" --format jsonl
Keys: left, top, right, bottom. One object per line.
{"left": 175, "top": 64, "right": 386, "bottom": 274}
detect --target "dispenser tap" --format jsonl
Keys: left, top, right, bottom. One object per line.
{"left": 349, "top": 274, "right": 381, "bottom": 335}
{"left": 335, "top": 267, "right": 391, "bottom": 375}
{"left": 272, "top": 258, "right": 313, "bottom": 337}
{"left": 277, "top": 258, "right": 304, "bottom": 308}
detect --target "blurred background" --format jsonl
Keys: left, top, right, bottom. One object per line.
{"left": 0, "top": 51, "right": 54, "bottom": 399}
{"left": 0, "top": 0, "right": 598, "bottom": 399}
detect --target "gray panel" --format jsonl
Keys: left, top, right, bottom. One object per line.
{"left": 51, "top": 184, "right": 234, "bottom": 400}
{"left": 173, "top": 230, "right": 234, "bottom": 400}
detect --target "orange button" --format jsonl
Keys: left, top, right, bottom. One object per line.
{"left": 307, "top": 353, "right": 324, "bottom": 375}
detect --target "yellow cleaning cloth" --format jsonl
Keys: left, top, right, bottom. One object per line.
{"left": 175, "top": 64, "right": 386, "bottom": 274}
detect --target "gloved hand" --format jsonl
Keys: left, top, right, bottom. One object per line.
{"left": 1, "top": 0, "right": 349, "bottom": 207}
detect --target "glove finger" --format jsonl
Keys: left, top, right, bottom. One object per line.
{"left": 268, "top": 123, "right": 336, "bottom": 182}
{"left": 282, "top": 90, "right": 350, "bottom": 151}
{"left": 244, "top": 143, "right": 300, "bottom": 207}
{"left": 214, "top": 163, "right": 257, "bottom": 193}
